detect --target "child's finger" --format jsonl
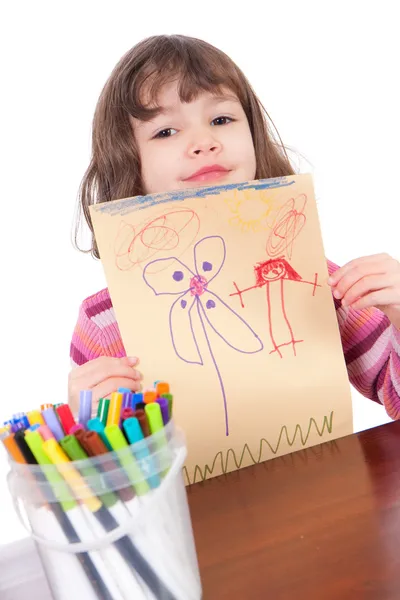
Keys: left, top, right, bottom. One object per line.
{"left": 71, "top": 359, "right": 141, "bottom": 391}
{"left": 340, "top": 274, "right": 394, "bottom": 307}
{"left": 328, "top": 254, "right": 390, "bottom": 286}
{"left": 349, "top": 287, "right": 398, "bottom": 311}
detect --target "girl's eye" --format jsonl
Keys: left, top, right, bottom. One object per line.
{"left": 211, "top": 116, "right": 233, "bottom": 126}
{"left": 153, "top": 128, "right": 177, "bottom": 139}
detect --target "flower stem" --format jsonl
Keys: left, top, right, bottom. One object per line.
{"left": 197, "top": 299, "right": 229, "bottom": 436}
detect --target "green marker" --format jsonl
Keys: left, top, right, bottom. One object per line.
{"left": 104, "top": 424, "right": 150, "bottom": 496}
{"left": 144, "top": 403, "right": 170, "bottom": 477}
{"left": 60, "top": 435, "right": 116, "bottom": 508}
{"left": 25, "top": 430, "right": 76, "bottom": 511}
{"left": 97, "top": 398, "right": 110, "bottom": 427}
{"left": 160, "top": 393, "right": 173, "bottom": 419}
{"left": 145, "top": 402, "right": 165, "bottom": 435}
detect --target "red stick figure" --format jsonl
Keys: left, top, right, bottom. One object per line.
{"left": 230, "top": 257, "right": 320, "bottom": 358}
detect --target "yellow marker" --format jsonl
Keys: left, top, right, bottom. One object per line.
{"left": 27, "top": 410, "right": 45, "bottom": 427}
{"left": 106, "top": 392, "right": 123, "bottom": 427}
{"left": 0, "top": 425, "right": 11, "bottom": 435}
{"left": 42, "top": 438, "right": 101, "bottom": 512}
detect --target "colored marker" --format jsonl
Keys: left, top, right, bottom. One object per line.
{"left": 1, "top": 433, "right": 25, "bottom": 463}
{"left": 134, "top": 409, "right": 150, "bottom": 437}
{"left": 104, "top": 424, "right": 150, "bottom": 496}
{"left": 79, "top": 390, "right": 92, "bottom": 428}
{"left": 118, "top": 387, "right": 132, "bottom": 394}
{"left": 121, "top": 407, "right": 135, "bottom": 422}
{"left": 156, "top": 382, "right": 170, "bottom": 396}
{"left": 123, "top": 418, "right": 160, "bottom": 488}
{"left": 107, "top": 392, "right": 123, "bottom": 427}
{"left": 161, "top": 393, "right": 173, "bottom": 419}
{"left": 27, "top": 410, "right": 45, "bottom": 427}
{"left": 87, "top": 418, "right": 112, "bottom": 451}
{"left": 121, "top": 392, "right": 134, "bottom": 411}
{"left": 27, "top": 423, "right": 41, "bottom": 432}
{"left": 144, "top": 390, "right": 157, "bottom": 404}
{"left": 38, "top": 424, "right": 55, "bottom": 441}
{"left": 11, "top": 421, "right": 26, "bottom": 433}
{"left": 42, "top": 407, "right": 65, "bottom": 441}
{"left": 156, "top": 397, "right": 170, "bottom": 425}
{"left": 70, "top": 423, "right": 84, "bottom": 435}
{"left": 40, "top": 403, "right": 53, "bottom": 411}
{"left": 144, "top": 402, "right": 165, "bottom": 435}
{"left": 97, "top": 398, "right": 110, "bottom": 427}
{"left": 56, "top": 404, "right": 76, "bottom": 435}
{"left": 14, "top": 430, "right": 36, "bottom": 463}
{"left": 133, "top": 392, "right": 143, "bottom": 405}
{"left": 74, "top": 429, "right": 135, "bottom": 503}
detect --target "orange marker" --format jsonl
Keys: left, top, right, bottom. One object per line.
{"left": 1, "top": 433, "right": 26, "bottom": 463}
{"left": 40, "top": 403, "right": 53, "bottom": 411}
{"left": 144, "top": 390, "right": 157, "bottom": 404}
{"left": 155, "top": 382, "right": 170, "bottom": 396}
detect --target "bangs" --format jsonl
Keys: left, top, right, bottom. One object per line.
{"left": 120, "top": 36, "right": 247, "bottom": 121}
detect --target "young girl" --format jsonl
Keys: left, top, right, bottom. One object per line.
{"left": 69, "top": 34, "right": 400, "bottom": 421}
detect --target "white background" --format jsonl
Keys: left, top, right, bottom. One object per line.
{"left": 0, "top": 1, "right": 398, "bottom": 546}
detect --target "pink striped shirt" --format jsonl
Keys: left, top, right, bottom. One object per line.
{"left": 70, "top": 260, "right": 400, "bottom": 419}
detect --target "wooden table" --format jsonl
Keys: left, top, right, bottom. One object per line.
{"left": 187, "top": 420, "right": 400, "bottom": 600}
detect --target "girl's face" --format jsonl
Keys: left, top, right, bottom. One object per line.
{"left": 132, "top": 81, "right": 256, "bottom": 195}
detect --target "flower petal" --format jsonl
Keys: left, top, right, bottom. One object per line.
{"left": 169, "top": 293, "right": 203, "bottom": 364}
{"left": 143, "top": 257, "right": 195, "bottom": 295}
{"left": 199, "top": 290, "right": 264, "bottom": 353}
{"left": 193, "top": 236, "right": 226, "bottom": 284}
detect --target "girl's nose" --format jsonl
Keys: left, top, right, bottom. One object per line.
{"left": 187, "top": 131, "right": 222, "bottom": 157}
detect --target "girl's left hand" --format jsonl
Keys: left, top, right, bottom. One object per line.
{"left": 328, "top": 253, "right": 400, "bottom": 329}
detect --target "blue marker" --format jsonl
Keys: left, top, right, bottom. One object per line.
{"left": 133, "top": 392, "right": 143, "bottom": 405}
{"left": 123, "top": 417, "right": 160, "bottom": 488}
{"left": 13, "top": 415, "right": 30, "bottom": 429}
{"left": 87, "top": 417, "right": 113, "bottom": 451}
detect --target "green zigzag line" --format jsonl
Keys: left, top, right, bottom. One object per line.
{"left": 183, "top": 411, "right": 334, "bottom": 485}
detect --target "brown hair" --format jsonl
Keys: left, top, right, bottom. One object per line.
{"left": 75, "top": 34, "right": 295, "bottom": 258}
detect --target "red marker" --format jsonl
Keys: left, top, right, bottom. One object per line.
{"left": 56, "top": 404, "right": 76, "bottom": 435}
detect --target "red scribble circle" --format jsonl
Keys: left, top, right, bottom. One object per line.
{"left": 115, "top": 208, "right": 200, "bottom": 271}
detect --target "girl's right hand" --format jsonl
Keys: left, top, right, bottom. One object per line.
{"left": 68, "top": 356, "right": 142, "bottom": 415}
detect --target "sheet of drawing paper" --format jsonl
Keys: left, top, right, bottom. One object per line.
{"left": 90, "top": 174, "right": 353, "bottom": 484}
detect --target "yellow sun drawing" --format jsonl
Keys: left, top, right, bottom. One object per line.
{"left": 223, "top": 189, "right": 278, "bottom": 233}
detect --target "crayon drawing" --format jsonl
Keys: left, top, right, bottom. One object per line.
{"left": 143, "top": 235, "right": 263, "bottom": 435}
{"left": 229, "top": 193, "right": 320, "bottom": 357}
{"left": 230, "top": 258, "right": 320, "bottom": 357}
{"left": 91, "top": 175, "right": 353, "bottom": 484}
{"left": 114, "top": 208, "right": 200, "bottom": 272}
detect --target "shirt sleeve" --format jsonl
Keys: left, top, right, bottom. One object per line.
{"left": 328, "top": 260, "right": 400, "bottom": 419}
{"left": 69, "top": 302, "right": 105, "bottom": 367}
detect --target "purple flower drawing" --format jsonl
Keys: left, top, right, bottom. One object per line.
{"left": 143, "top": 235, "right": 263, "bottom": 435}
